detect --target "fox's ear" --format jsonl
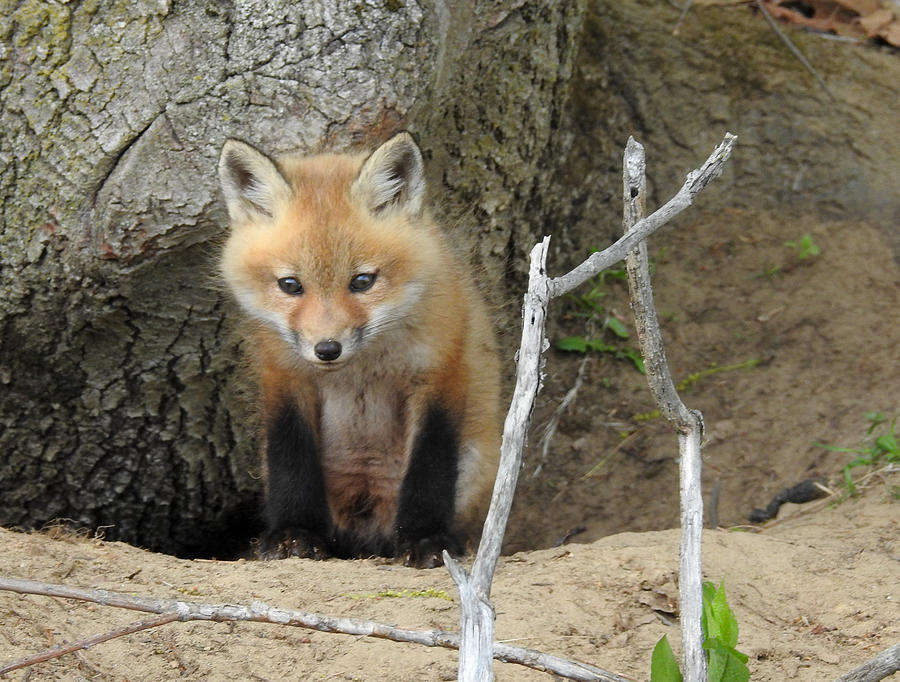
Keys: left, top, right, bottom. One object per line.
{"left": 351, "top": 132, "right": 425, "bottom": 218}
{"left": 218, "top": 139, "right": 292, "bottom": 224}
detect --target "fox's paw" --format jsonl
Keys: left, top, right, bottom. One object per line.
{"left": 396, "top": 533, "right": 463, "bottom": 569}
{"left": 258, "top": 527, "right": 332, "bottom": 560}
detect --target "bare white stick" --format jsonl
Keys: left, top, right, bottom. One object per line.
{"left": 0, "top": 575, "right": 626, "bottom": 682}
{"left": 474, "top": 238, "right": 553, "bottom": 593}
{"left": 550, "top": 133, "right": 737, "bottom": 299}
{"left": 446, "top": 237, "right": 554, "bottom": 681}
{"left": 444, "top": 552, "right": 495, "bottom": 681}
{"left": 621, "top": 136, "right": 707, "bottom": 682}
{"left": 834, "top": 642, "right": 900, "bottom": 682}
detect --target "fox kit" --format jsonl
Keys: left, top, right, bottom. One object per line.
{"left": 218, "top": 132, "right": 500, "bottom": 568}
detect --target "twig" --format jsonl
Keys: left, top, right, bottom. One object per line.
{"left": 549, "top": 133, "right": 737, "bottom": 299}
{"left": 621, "top": 138, "right": 696, "bottom": 429}
{"left": 756, "top": 0, "right": 836, "bottom": 101}
{"left": 672, "top": 0, "right": 695, "bottom": 34}
{"left": 1, "top": 613, "right": 179, "bottom": 674}
{"left": 473, "top": 238, "right": 552, "bottom": 595}
{"left": 708, "top": 477, "right": 721, "bottom": 528}
{"left": 449, "top": 133, "right": 737, "bottom": 680}
{"left": 532, "top": 354, "right": 590, "bottom": 479}
{"left": 621, "top": 136, "right": 707, "bottom": 681}
{"left": 834, "top": 642, "right": 900, "bottom": 682}
{"left": 0, "top": 576, "right": 626, "bottom": 682}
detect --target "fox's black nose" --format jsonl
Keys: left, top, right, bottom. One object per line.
{"left": 314, "top": 339, "right": 342, "bottom": 362}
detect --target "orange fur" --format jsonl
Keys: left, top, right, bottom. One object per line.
{"left": 219, "top": 133, "right": 500, "bottom": 552}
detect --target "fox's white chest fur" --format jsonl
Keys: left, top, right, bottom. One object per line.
{"left": 318, "top": 368, "right": 410, "bottom": 536}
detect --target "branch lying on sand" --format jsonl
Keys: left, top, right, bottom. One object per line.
{"left": 0, "top": 576, "right": 627, "bottom": 681}
{"left": 835, "top": 642, "right": 900, "bottom": 682}
{"left": 1, "top": 612, "right": 179, "bottom": 674}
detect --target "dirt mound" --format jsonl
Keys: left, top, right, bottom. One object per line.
{"left": 0, "top": 491, "right": 896, "bottom": 680}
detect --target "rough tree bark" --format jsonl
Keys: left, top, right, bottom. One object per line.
{"left": 0, "top": 0, "right": 585, "bottom": 555}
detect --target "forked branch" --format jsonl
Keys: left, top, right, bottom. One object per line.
{"left": 549, "top": 133, "right": 737, "bottom": 299}
{"left": 447, "top": 133, "right": 736, "bottom": 680}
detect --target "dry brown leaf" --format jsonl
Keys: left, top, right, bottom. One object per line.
{"left": 834, "top": 0, "right": 881, "bottom": 15}
{"left": 881, "top": 19, "right": 900, "bottom": 45}
{"left": 762, "top": 0, "right": 869, "bottom": 38}
{"left": 859, "top": 7, "right": 895, "bottom": 33}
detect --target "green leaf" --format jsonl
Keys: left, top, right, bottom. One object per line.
{"left": 556, "top": 336, "right": 588, "bottom": 352}
{"left": 622, "top": 348, "right": 646, "bottom": 374}
{"left": 606, "top": 317, "right": 630, "bottom": 339}
{"left": 586, "top": 339, "right": 616, "bottom": 353}
{"left": 785, "top": 233, "right": 820, "bottom": 259}
{"left": 874, "top": 432, "right": 899, "bottom": 458}
{"left": 709, "top": 583, "right": 740, "bottom": 648}
{"left": 708, "top": 646, "right": 750, "bottom": 682}
{"left": 650, "top": 635, "right": 683, "bottom": 682}
{"left": 702, "top": 582, "right": 750, "bottom": 682}
{"left": 701, "top": 581, "right": 717, "bottom": 640}
{"left": 864, "top": 411, "right": 886, "bottom": 433}
{"left": 843, "top": 466, "right": 858, "bottom": 496}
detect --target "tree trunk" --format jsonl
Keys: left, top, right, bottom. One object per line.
{"left": 0, "top": 0, "right": 584, "bottom": 556}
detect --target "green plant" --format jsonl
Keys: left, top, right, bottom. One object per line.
{"left": 816, "top": 412, "right": 899, "bottom": 498}
{"left": 556, "top": 334, "right": 646, "bottom": 373}
{"left": 651, "top": 636, "right": 682, "bottom": 682}
{"left": 561, "top": 265, "right": 628, "bottom": 322}
{"left": 750, "top": 263, "right": 781, "bottom": 280}
{"left": 555, "top": 266, "right": 645, "bottom": 372}
{"left": 702, "top": 582, "right": 750, "bottom": 681}
{"left": 651, "top": 582, "right": 749, "bottom": 682}
{"left": 676, "top": 358, "right": 761, "bottom": 392}
{"left": 784, "top": 233, "right": 820, "bottom": 259}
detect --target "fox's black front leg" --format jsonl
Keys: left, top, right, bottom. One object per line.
{"left": 260, "top": 402, "right": 333, "bottom": 560}
{"left": 395, "top": 404, "right": 463, "bottom": 568}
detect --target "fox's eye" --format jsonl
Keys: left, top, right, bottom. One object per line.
{"left": 277, "top": 277, "right": 303, "bottom": 295}
{"left": 349, "top": 273, "right": 377, "bottom": 293}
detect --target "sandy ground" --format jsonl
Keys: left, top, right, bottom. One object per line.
{"left": 0, "top": 490, "right": 897, "bottom": 681}
{"left": 1, "top": 209, "right": 898, "bottom": 681}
